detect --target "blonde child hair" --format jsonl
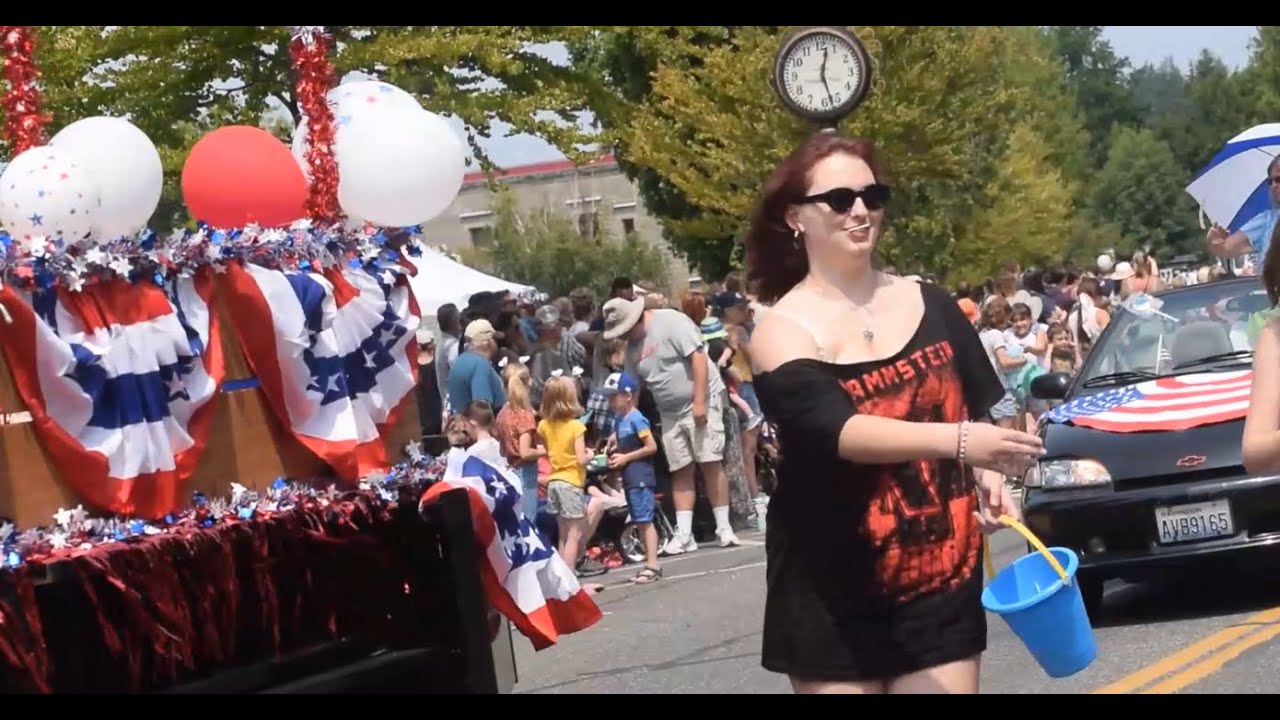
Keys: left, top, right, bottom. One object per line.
{"left": 502, "top": 362, "right": 534, "bottom": 414}
{"left": 603, "top": 337, "right": 627, "bottom": 369}
{"left": 540, "top": 375, "right": 583, "bottom": 422}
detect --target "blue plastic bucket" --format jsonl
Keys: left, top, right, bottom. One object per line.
{"left": 982, "top": 533, "right": 1097, "bottom": 679}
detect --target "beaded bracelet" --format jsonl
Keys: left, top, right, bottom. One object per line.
{"left": 956, "top": 421, "right": 971, "bottom": 465}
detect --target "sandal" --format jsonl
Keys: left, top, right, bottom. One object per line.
{"left": 631, "top": 566, "right": 663, "bottom": 585}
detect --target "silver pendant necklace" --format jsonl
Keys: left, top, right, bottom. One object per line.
{"left": 803, "top": 277, "right": 877, "bottom": 343}
{"left": 857, "top": 306, "right": 875, "bottom": 342}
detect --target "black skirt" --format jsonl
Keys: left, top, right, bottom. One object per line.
{"left": 760, "top": 522, "right": 987, "bottom": 682}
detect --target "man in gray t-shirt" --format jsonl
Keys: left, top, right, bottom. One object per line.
{"left": 601, "top": 297, "right": 739, "bottom": 553}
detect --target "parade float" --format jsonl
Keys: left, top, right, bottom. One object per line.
{"left": 0, "top": 26, "right": 598, "bottom": 693}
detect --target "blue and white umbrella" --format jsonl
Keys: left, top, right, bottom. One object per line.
{"left": 1185, "top": 123, "right": 1280, "bottom": 231}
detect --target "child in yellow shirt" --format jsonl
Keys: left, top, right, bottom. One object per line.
{"left": 537, "top": 376, "right": 594, "bottom": 569}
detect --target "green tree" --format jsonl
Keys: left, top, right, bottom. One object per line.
{"left": 569, "top": 27, "right": 770, "bottom": 279}
{"left": 1088, "top": 125, "right": 1200, "bottom": 260}
{"left": 1246, "top": 26, "right": 1280, "bottom": 118}
{"left": 1045, "top": 26, "right": 1139, "bottom": 167}
{"left": 468, "top": 190, "right": 674, "bottom": 299}
{"left": 584, "top": 26, "right": 1084, "bottom": 278}
{"left": 954, "top": 123, "right": 1076, "bottom": 280}
{"left": 1130, "top": 59, "right": 1190, "bottom": 129}
{"left": 997, "top": 27, "right": 1092, "bottom": 188}
{"left": 1063, "top": 218, "right": 1130, "bottom": 268}
{"left": 1146, "top": 52, "right": 1263, "bottom": 173}
{"left": 21, "top": 26, "right": 601, "bottom": 229}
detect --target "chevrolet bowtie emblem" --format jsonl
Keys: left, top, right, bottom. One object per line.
{"left": 1176, "top": 455, "right": 1208, "bottom": 468}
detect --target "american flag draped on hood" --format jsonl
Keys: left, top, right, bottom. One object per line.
{"left": 1045, "top": 370, "right": 1252, "bottom": 433}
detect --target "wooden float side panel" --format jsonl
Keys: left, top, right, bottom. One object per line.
{"left": 0, "top": 351, "right": 77, "bottom": 528}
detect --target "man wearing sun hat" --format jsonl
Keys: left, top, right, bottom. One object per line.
{"left": 600, "top": 295, "right": 741, "bottom": 553}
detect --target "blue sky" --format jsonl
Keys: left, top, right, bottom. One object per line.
{"left": 472, "top": 26, "right": 1261, "bottom": 168}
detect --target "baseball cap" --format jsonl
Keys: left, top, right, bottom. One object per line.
{"left": 600, "top": 371, "right": 640, "bottom": 395}
{"left": 713, "top": 291, "right": 749, "bottom": 312}
{"left": 464, "top": 318, "right": 501, "bottom": 344}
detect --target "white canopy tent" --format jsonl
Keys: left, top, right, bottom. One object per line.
{"left": 405, "top": 248, "right": 533, "bottom": 317}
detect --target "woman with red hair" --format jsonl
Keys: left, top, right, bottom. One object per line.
{"left": 746, "top": 132, "right": 1043, "bottom": 694}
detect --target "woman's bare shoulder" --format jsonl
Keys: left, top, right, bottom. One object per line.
{"left": 1261, "top": 314, "right": 1280, "bottom": 346}
{"left": 752, "top": 293, "right": 823, "bottom": 374}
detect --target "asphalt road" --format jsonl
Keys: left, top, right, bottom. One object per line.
{"left": 512, "top": 526, "right": 1280, "bottom": 694}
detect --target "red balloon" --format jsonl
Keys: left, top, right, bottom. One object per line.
{"left": 181, "top": 125, "right": 307, "bottom": 228}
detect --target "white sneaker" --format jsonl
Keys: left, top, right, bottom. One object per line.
{"left": 717, "top": 528, "right": 741, "bottom": 548}
{"left": 661, "top": 533, "right": 697, "bottom": 557}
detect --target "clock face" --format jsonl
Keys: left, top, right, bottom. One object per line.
{"left": 779, "top": 32, "right": 865, "bottom": 117}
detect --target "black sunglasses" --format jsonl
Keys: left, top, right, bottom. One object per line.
{"left": 801, "top": 184, "right": 891, "bottom": 214}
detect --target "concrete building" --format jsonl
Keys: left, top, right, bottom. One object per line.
{"left": 421, "top": 154, "right": 667, "bottom": 251}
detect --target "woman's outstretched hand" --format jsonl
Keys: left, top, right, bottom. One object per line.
{"left": 962, "top": 422, "right": 1044, "bottom": 478}
{"left": 975, "top": 468, "right": 1021, "bottom": 534}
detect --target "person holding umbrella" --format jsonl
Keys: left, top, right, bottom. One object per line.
{"left": 1206, "top": 159, "right": 1280, "bottom": 260}
{"left": 1195, "top": 129, "right": 1280, "bottom": 264}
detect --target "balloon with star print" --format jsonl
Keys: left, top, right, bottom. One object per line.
{"left": 290, "top": 79, "right": 428, "bottom": 182}
{"left": 0, "top": 145, "right": 101, "bottom": 249}
{"left": 328, "top": 80, "right": 423, "bottom": 115}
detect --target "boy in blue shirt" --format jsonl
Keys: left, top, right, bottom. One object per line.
{"left": 602, "top": 372, "right": 662, "bottom": 584}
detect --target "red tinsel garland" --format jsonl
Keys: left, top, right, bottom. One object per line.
{"left": 0, "top": 489, "right": 418, "bottom": 693}
{"left": 288, "top": 27, "right": 341, "bottom": 224}
{"left": 0, "top": 26, "right": 49, "bottom": 155}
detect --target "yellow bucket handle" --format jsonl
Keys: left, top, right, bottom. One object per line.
{"left": 983, "top": 515, "right": 1071, "bottom": 586}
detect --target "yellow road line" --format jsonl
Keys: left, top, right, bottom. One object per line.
{"left": 1091, "top": 606, "right": 1280, "bottom": 694}
{"left": 1140, "top": 621, "right": 1280, "bottom": 694}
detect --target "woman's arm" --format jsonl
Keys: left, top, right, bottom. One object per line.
{"left": 1243, "top": 319, "right": 1280, "bottom": 474}
{"left": 751, "top": 316, "right": 953, "bottom": 463}
{"left": 752, "top": 312, "right": 1036, "bottom": 467}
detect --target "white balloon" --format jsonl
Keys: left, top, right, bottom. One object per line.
{"left": 329, "top": 80, "right": 424, "bottom": 116}
{"left": 0, "top": 146, "right": 102, "bottom": 246}
{"left": 50, "top": 116, "right": 162, "bottom": 241}
{"left": 292, "top": 80, "right": 428, "bottom": 177}
{"left": 335, "top": 108, "right": 466, "bottom": 227}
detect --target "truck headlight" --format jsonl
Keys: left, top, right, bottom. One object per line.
{"left": 1023, "top": 459, "right": 1112, "bottom": 490}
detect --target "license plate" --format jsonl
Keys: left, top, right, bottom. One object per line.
{"left": 1154, "top": 499, "right": 1234, "bottom": 545}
